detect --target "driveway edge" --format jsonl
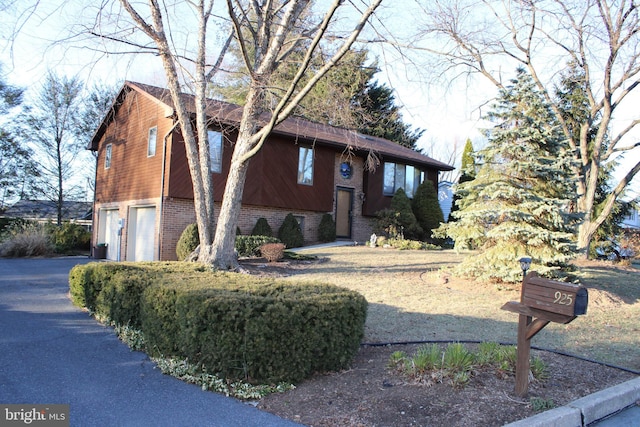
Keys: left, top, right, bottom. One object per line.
{"left": 503, "top": 376, "right": 640, "bottom": 427}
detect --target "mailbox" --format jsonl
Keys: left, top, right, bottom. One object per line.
{"left": 522, "top": 273, "right": 588, "bottom": 317}
{"left": 502, "top": 270, "right": 589, "bottom": 397}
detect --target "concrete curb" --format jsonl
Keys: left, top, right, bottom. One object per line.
{"left": 504, "top": 376, "right": 640, "bottom": 427}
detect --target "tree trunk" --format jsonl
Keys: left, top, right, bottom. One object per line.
{"left": 577, "top": 222, "right": 596, "bottom": 259}
{"left": 207, "top": 156, "right": 251, "bottom": 269}
{"left": 205, "top": 87, "right": 263, "bottom": 269}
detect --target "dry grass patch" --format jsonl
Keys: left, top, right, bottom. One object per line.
{"left": 286, "top": 246, "right": 640, "bottom": 371}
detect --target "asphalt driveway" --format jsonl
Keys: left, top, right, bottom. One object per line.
{"left": 0, "top": 257, "right": 302, "bottom": 426}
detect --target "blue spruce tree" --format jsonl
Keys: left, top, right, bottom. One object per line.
{"left": 436, "top": 68, "right": 580, "bottom": 282}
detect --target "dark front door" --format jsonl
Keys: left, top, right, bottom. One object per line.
{"left": 335, "top": 188, "right": 353, "bottom": 238}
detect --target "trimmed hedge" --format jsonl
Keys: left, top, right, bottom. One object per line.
{"left": 235, "top": 235, "right": 281, "bottom": 257}
{"left": 69, "top": 262, "right": 208, "bottom": 327}
{"left": 69, "top": 262, "right": 367, "bottom": 384}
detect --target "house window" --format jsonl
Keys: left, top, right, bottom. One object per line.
{"left": 209, "top": 130, "right": 223, "bottom": 173}
{"left": 383, "top": 163, "right": 396, "bottom": 194}
{"left": 394, "top": 164, "right": 406, "bottom": 195}
{"left": 104, "top": 144, "right": 112, "bottom": 169}
{"left": 406, "top": 165, "right": 415, "bottom": 198}
{"left": 298, "top": 146, "right": 314, "bottom": 185}
{"left": 383, "top": 162, "right": 424, "bottom": 197}
{"left": 147, "top": 126, "right": 157, "bottom": 157}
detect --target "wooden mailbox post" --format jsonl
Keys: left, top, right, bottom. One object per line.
{"left": 501, "top": 272, "right": 588, "bottom": 396}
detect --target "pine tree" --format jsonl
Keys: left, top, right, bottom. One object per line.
{"left": 213, "top": 49, "right": 423, "bottom": 149}
{"left": 355, "top": 80, "right": 424, "bottom": 150}
{"left": 448, "top": 138, "right": 475, "bottom": 221}
{"left": 436, "top": 68, "right": 579, "bottom": 282}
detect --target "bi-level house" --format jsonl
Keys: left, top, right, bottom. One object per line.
{"left": 89, "top": 81, "right": 454, "bottom": 261}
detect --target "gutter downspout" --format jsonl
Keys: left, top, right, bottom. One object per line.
{"left": 158, "top": 119, "right": 180, "bottom": 261}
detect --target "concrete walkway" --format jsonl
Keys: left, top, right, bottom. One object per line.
{"left": 0, "top": 257, "right": 301, "bottom": 427}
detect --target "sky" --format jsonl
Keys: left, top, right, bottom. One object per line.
{"left": 1, "top": 0, "right": 638, "bottom": 198}
{"left": 0, "top": 0, "right": 491, "bottom": 175}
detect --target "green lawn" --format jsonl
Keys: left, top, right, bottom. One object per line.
{"left": 285, "top": 246, "right": 640, "bottom": 371}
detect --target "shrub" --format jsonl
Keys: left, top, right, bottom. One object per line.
{"left": 374, "top": 208, "right": 401, "bottom": 238}
{"left": 0, "top": 217, "right": 30, "bottom": 235}
{"left": 69, "top": 262, "right": 208, "bottom": 326}
{"left": 278, "top": 213, "right": 304, "bottom": 248}
{"left": 251, "top": 218, "right": 273, "bottom": 237}
{"left": 412, "top": 180, "right": 444, "bottom": 240}
{"left": 318, "top": 213, "right": 336, "bottom": 243}
{"left": 47, "top": 222, "right": 91, "bottom": 253}
{"left": 386, "top": 238, "right": 426, "bottom": 250}
{"left": 176, "top": 223, "right": 199, "bottom": 260}
{"left": 0, "top": 222, "right": 52, "bottom": 257}
{"left": 236, "top": 235, "right": 281, "bottom": 257}
{"left": 374, "top": 188, "right": 425, "bottom": 241}
{"left": 69, "top": 262, "right": 367, "bottom": 384}
{"left": 390, "top": 188, "right": 423, "bottom": 240}
{"left": 177, "top": 224, "right": 282, "bottom": 259}
{"left": 259, "top": 243, "right": 285, "bottom": 262}
{"left": 143, "top": 276, "right": 367, "bottom": 383}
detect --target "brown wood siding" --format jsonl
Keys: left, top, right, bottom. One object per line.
{"left": 362, "top": 167, "right": 387, "bottom": 216}
{"left": 243, "top": 136, "right": 334, "bottom": 211}
{"left": 166, "top": 130, "right": 193, "bottom": 199}
{"left": 167, "top": 127, "right": 245, "bottom": 201}
{"left": 168, "top": 130, "right": 334, "bottom": 212}
{"left": 94, "top": 91, "right": 173, "bottom": 204}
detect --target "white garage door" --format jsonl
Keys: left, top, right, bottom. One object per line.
{"left": 99, "top": 209, "right": 120, "bottom": 260}
{"left": 128, "top": 207, "right": 156, "bottom": 261}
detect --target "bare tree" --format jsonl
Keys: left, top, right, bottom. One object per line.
{"left": 21, "top": 72, "right": 85, "bottom": 225}
{"left": 416, "top": 0, "right": 640, "bottom": 255}
{"left": 86, "top": 0, "right": 382, "bottom": 268}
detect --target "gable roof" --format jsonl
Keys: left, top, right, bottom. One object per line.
{"left": 2, "top": 200, "right": 92, "bottom": 221}
{"left": 90, "top": 81, "right": 454, "bottom": 171}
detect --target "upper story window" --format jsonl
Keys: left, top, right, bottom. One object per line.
{"left": 209, "top": 130, "right": 223, "bottom": 173}
{"left": 298, "top": 146, "right": 314, "bottom": 185}
{"left": 104, "top": 144, "right": 112, "bottom": 169}
{"left": 383, "top": 162, "right": 423, "bottom": 197}
{"left": 147, "top": 126, "right": 157, "bottom": 157}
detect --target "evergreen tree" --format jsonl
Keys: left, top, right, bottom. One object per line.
{"left": 459, "top": 138, "right": 476, "bottom": 180}
{"left": 389, "top": 188, "right": 423, "bottom": 240}
{"left": 354, "top": 80, "right": 424, "bottom": 150}
{"left": 435, "top": 68, "right": 579, "bottom": 282}
{"left": 213, "top": 49, "right": 423, "bottom": 149}
{"left": 412, "top": 180, "right": 443, "bottom": 240}
{"left": 448, "top": 138, "right": 475, "bottom": 221}
{"left": 251, "top": 217, "right": 273, "bottom": 237}
{"left": 554, "top": 62, "right": 636, "bottom": 257}
{"left": 278, "top": 213, "right": 304, "bottom": 249}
